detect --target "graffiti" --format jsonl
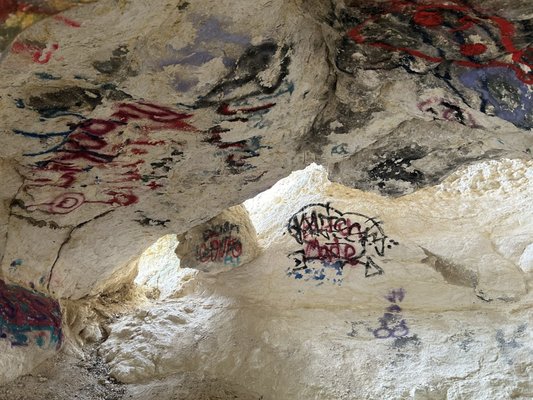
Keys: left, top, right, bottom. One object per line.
{"left": 196, "top": 223, "right": 242, "bottom": 266}
{"left": 13, "top": 36, "right": 293, "bottom": 215}
{"left": 373, "top": 288, "right": 409, "bottom": 339}
{"left": 134, "top": 211, "right": 170, "bottom": 227}
{"left": 204, "top": 125, "right": 269, "bottom": 173}
{"left": 339, "top": 0, "right": 532, "bottom": 129}
{"left": 53, "top": 15, "right": 81, "bottom": 28}
{"left": 158, "top": 16, "right": 250, "bottom": 91}
{"left": 14, "top": 101, "right": 196, "bottom": 214}
{"left": 417, "top": 97, "right": 479, "bottom": 128}
{"left": 459, "top": 68, "right": 532, "bottom": 129}
{"left": 0, "top": 1, "right": 91, "bottom": 54}
{"left": 187, "top": 40, "right": 291, "bottom": 172}
{"left": 0, "top": 279, "right": 62, "bottom": 349}
{"left": 286, "top": 203, "right": 398, "bottom": 284}
{"left": 25, "top": 191, "right": 138, "bottom": 214}
{"left": 11, "top": 40, "right": 59, "bottom": 64}
{"left": 9, "top": 259, "right": 22, "bottom": 272}
{"left": 331, "top": 143, "right": 349, "bottom": 155}
{"left": 368, "top": 144, "right": 428, "bottom": 194}
{"left": 496, "top": 324, "right": 527, "bottom": 365}
{"left": 196, "top": 41, "right": 291, "bottom": 107}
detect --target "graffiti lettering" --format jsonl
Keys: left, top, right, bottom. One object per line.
{"left": 196, "top": 224, "right": 242, "bottom": 266}
{"left": 15, "top": 101, "right": 196, "bottom": 214}
{"left": 287, "top": 203, "right": 398, "bottom": 284}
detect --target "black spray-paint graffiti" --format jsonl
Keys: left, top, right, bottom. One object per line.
{"left": 373, "top": 288, "right": 409, "bottom": 339}
{"left": 196, "top": 222, "right": 242, "bottom": 266}
{"left": 134, "top": 211, "right": 171, "bottom": 227}
{"left": 286, "top": 203, "right": 398, "bottom": 284}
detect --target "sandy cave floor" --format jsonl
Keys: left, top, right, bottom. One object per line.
{"left": 0, "top": 345, "right": 262, "bottom": 400}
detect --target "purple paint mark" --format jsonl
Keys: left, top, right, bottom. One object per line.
{"left": 173, "top": 76, "right": 199, "bottom": 92}
{"left": 182, "top": 50, "right": 215, "bottom": 66}
{"left": 158, "top": 17, "right": 249, "bottom": 68}
{"left": 373, "top": 288, "right": 409, "bottom": 339}
{"left": 459, "top": 67, "right": 533, "bottom": 129}
{"left": 155, "top": 17, "right": 250, "bottom": 92}
{"left": 385, "top": 288, "right": 405, "bottom": 303}
{"left": 195, "top": 17, "right": 250, "bottom": 45}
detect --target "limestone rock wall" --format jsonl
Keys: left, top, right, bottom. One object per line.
{"left": 100, "top": 162, "right": 532, "bottom": 399}
{"left": 0, "top": 0, "right": 531, "bottom": 389}
{"left": 0, "top": 0, "right": 330, "bottom": 300}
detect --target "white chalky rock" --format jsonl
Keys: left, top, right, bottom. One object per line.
{"left": 101, "top": 161, "right": 533, "bottom": 399}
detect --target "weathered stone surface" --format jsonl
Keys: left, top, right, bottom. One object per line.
{"left": 100, "top": 162, "right": 532, "bottom": 399}
{"left": 0, "top": 0, "right": 329, "bottom": 299}
{"left": 0, "top": 0, "right": 531, "bottom": 392}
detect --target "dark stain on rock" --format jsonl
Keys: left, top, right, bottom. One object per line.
{"left": 99, "top": 83, "right": 132, "bottom": 101}
{"left": 330, "top": 102, "right": 379, "bottom": 134}
{"left": 393, "top": 335, "right": 421, "bottom": 349}
{"left": 35, "top": 72, "right": 61, "bottom": 81}
{"left": 12, "top": 213, "right": 49, "bottom": 228}
{"left": 92, "top": 45, "right": 130, "bottom": 75}
{"left": 134, "top": 211, "right": 170, "bottom": 227}
{"left": 296, "top": 122, "right": 330, "bottom": 156}
{"left": 368, "top": 145, "right": 426, "bottom": 189}
{"left": 421, "top": 247, "right": 478, "bottom": 288}
{"left": 178, "top": 1, "right": 189, "bottom": 10}
{"left": 28, "top": 87, "right": 102, "bottom": 118}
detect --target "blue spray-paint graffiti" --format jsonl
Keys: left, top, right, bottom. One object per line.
{"left": 460, "top": 67, "right": 533, "bottom": 129}
{"left": 0, "top": 280, "right": 62, "bottom": 349}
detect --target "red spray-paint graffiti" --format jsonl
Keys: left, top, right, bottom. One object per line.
{"left": 196, "top": 222, "right": 242, "bottom": 266}
{"left": 11, "top": 41, "right": 59, "bottom": 64}
{"left": 17, "top": 102, "right": 197, "bottom": 214}
{"left": 0, "top": 279, "right": 62, "bottom": 349}
{"left": 287, "top": 203, "right": 399, "bottom": 284}
{"left": 53, "top": 15, "right": 81, "bottom": 28}
{"left": 344, "top": 0, "right": 532, "bottom": 84}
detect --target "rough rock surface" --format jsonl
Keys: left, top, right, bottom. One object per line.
{"left": 0, "top": 0, "right": 531, "bottom": 395}
{"left": 100, "top": 163, "right": 533, "bottom": 399}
